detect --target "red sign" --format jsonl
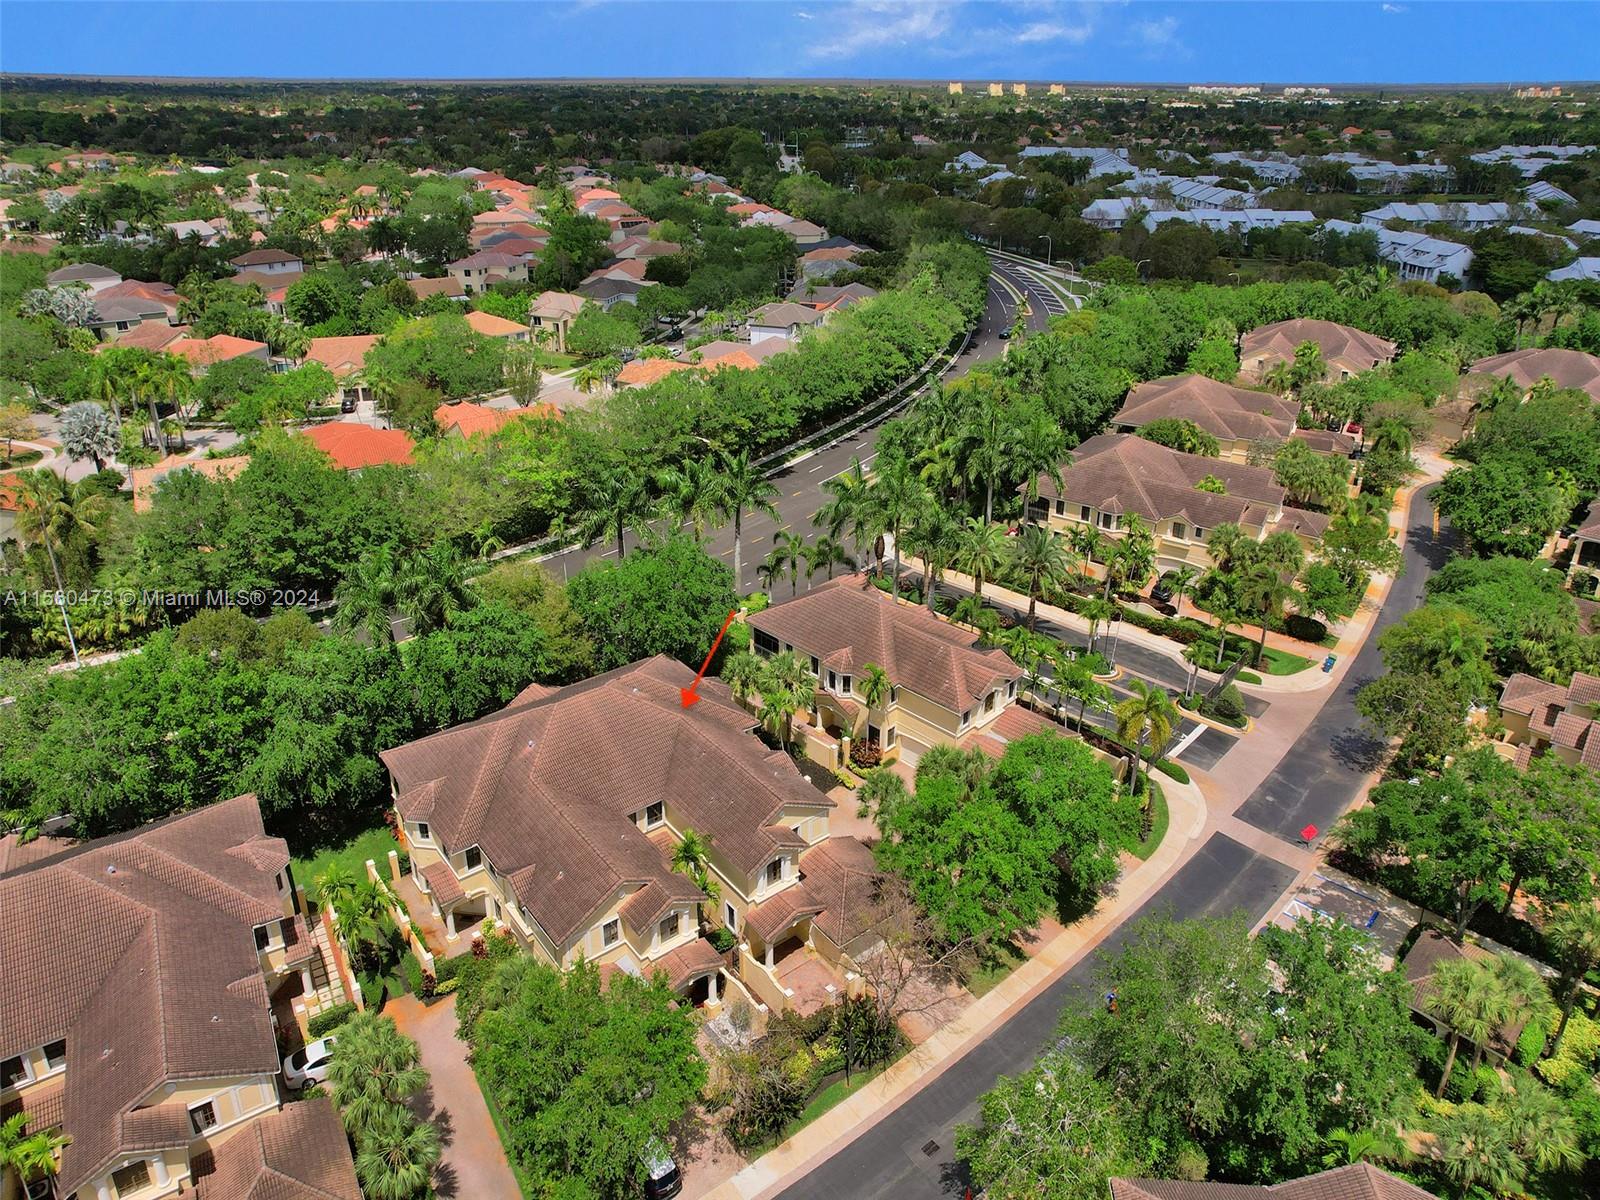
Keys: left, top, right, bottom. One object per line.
{"left": 1301, "top": 824, "right": 1319, "bottom": 842}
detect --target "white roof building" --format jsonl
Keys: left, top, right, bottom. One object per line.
{"left": 1144, "top": 208, "right": 1316, "bottom": 233}
{"left": 1323, "top": 219, "right": 1473, "bottom": 284}
{"left": 1548, "top": 258, "right": 1600, "bottom": 283}
{"left": 1359, "top": 201, "right": 1520, "bottom": 231}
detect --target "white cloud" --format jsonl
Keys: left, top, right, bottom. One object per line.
{"left": 794, "top": 9, "right": 814, "bottom": 19}
{"left": 1014, "top": 20, "right": 1094, "bottom": 46}
{"left": 1382, "top": 3, "right": 1407, "bottom": 11}
{"left": 805, "top": 1, "right": 954, "bottom": 60}
{"left": 1130, "top": 15, "right": 1180, "bottom": 50}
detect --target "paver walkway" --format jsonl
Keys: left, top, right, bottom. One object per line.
{"left": 387, "top": 993, "right": 522, "bottom": 1200}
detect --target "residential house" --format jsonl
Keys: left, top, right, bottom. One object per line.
{"left": 1142, "top": 208, "right": 1315, "bottom": 233}
{"left": 1548, "top": 257, "right": 1600, "bottom": 283}
{"left": 0, "top": 795, "right": 359, "bottom": 1200}
{"left": 748, "top": 301, "right": 827, "bottom": 344}
{"left": 130, "top": 454, "right": 250, "bottom": 513}
{"left": 528, "top": 290, "right": 585, "bottom": 351}
{"left": 87, "top": 280, "right": 184, "bottom": 336}
{"left": 1239, "top": 318, "right": 1397, "bottom": 384}
{"left": 586, "top": 202, "right": 651, "bottom": 237}
{"left": 788, "top": 282, "right": 878, "bottom": 311}
{"left": 463, "top": 310, "right": 530, "bottom": 341}
{"left": 302, "top": 334, "right": 381, "bottom": 409}
{"left": 1524, "top": 180, "right": 1577, "bottom": 208}
{"left": 613, "top": 358, "right": 698, "bottom": 389}
{"left": 689, "top": 339, "right": 792, "bottom": 369}
{"left": 46, "top": 262, "right": 121, "bottom": 294}
{"left": 166, "top": 334, "right": 271, "bottom": 372}
{"left": 608, "top": 237, "right": 682, "bottom": 260}
{"left": 1018, "top": 145, "right": 1132, "bottom": 178}
{"left": 1026, "top": 432, "right": 1330, "bottom": 574}
{"left": 1207, "top": 151, "right": 1303, "bottom": 184}
{"left": 1113, "top": 374, "right": 1331, "bottom": 464}
{"left": 776, "top": 218, "right": 829, "bottom": 246}
{"left": 1081, "top": 197, "right": 1147, "bottom": 230}
{"left": 797, "top": 245, "right": 863, "bottom": 279}
{"left": 381, "top": 656, "right": 885, "bottom": 1015}
{"left": 435, "top": 401, "right": 555, "bottom": 438}
{"left": 1469, "top": 143, "right": 1596, "bottom": 179}
{"left": 576, "top": 276, "right": 649, "bottom": 309}
{"left": 406, "top": 275, "right": 467, "bottom": 303}
{"left": 111, "top": 321, "right": 190, "bottom": 353}
{"left": 446, "top": 250, "right": 528, "bottom": 295}
{"left": 163, "top": 219, "right": 224, "bottom": 246}
{"left": 945, "top": 150, "right": 990, "bottom": 173}
{"left": 1568, "top": 499, "right": 1600, "bottom": 587}
{"left": 1568, "top": 218, "right": 1600, "bottom": 239}
{"left": 1468, "top": 346, "right": 1600, "bottom": 402}
{"left": 1404, "top": 929, "right": 1529, "bottom": 1057}
{"left": 1111, "top": 1164, "right": 1434, "bottom": 1199}
{"left": 222, "top": 268, "right": 302, "bottom": 315}
{"left": 582, "top": 258, "right": 650, "bottom": 287}
{"left": 299, "top": 422, "right": 416, "bottom": 471}
{"left": 746, "top": 574, "right": 1028, "bottom": 771}
{"left": 1497, "top": 671, "right": 1600, "bottom": 773}
{"left": 1360, "top": 200, "right": 1519, "bottom": 230}
{"left": 227, "top": 248, "right": 303, "bottom": 276}
{"left": 1322, "top": 219, "right": 1475, "bottom": 285}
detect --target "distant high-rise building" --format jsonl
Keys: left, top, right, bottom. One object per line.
{"left": 948, "top": 81, "right": 964, "bottom": 95}
{"left": 988, "top": 82, "right": 1004, "bottom": 97}
{"left": 1049, "top": 83, "right": 1066, "bottom": 96}
{"left": 1515, "top": 85, "right": 1562, "bottom": 98}
{"left": 1011, "top": 82, "right": 1028, "bottom": 97}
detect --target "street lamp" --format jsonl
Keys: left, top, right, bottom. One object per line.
{"left": 1228, "top": 271, "right": 1241, "bottom": 286}
{"left": 1107, "top": 610, "right": 1125, "bottom": 670}
{"left": 1037, "top": 233, "right": 1052, "bottom": 266}
{"left": 1135, "top": 258, "right": 1151, "bottom": 281}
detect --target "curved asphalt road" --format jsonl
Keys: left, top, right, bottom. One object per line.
{"left": 771, "top": 484, "right": 1451, "bottom": 1200}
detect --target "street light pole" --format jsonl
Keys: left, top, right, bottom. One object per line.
{"left": 1136, "top": 258, "right": 1151, "bottom": 281}
{"left": 1108, "top": 611, "right": 1124, "bottom": 670}
{"left": 1037, "top": 233, "right": 1052, "bottom": 266}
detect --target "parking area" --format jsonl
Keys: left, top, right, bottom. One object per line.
{"left": 1269, "top": 867, "right": 1426, "bottom": 966}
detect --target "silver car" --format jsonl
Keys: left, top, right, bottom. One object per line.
{"left": 281, "top": 1035, "right": 338, "bottom": 1089}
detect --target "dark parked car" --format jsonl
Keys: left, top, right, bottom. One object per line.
{"left": 641, "top": 1140, "right": 682, "bottom": 1199}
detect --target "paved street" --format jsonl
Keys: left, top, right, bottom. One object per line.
{"left": 768, "top": 484, "right": 1450, "bottom": 1200}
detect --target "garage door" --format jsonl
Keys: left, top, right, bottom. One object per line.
{"left": 897, "top": 736, "right": 930, "bottom": 770}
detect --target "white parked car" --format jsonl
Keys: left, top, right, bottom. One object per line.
{"left": 281, "top": 1035, "right": 337, "bottom": 1089}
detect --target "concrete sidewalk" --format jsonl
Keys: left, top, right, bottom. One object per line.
{"left": 702, "top": 774, "right": 1209, "bottom": 1200}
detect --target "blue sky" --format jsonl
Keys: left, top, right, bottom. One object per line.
{"left": 2, "top": 1, "right": 1595, "bottom": 84}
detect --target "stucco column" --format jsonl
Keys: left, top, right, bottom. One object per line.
{"left": 151, "top": 1156, "right": 170, "bottom": 1187}
{"left": 300, "top": 967, "right": 315, "bottom": 995}
{"left": 445, "top": 908, "right": 458, "bottom": 939}
{"left": 708, "top": 971, "right": 720, "bottom": 1003}
{"left": 765, "top": 943, "right": 774, "bottom": 969}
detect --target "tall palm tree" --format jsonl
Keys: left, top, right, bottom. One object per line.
{"left": 1057, "top": 656, "right": 1112, "bottom": 731}
{"left": 1482, "top": 954, "right": 1555, "bottom": 1067}
{"left": 1103, "top": 514, "right": 1155, "bottom": 601}
{"left": 906, "top": 503, "right": 959, "bottom": 612}
{"left": 333, "top": 543, "right": 401, "bottom": 647}
{"left": 1238, "top": 562, "right": 1296, "bottom": 667}
{"left": 1114, "top": 680, "right": 1179, "bottom": 798}
{"left": 575, "top": 460, "right": 656, "bottom": 561}
{"left": 1067, "top": 524, "right": 1103, "bottom": 587}
{"left": 396, "top": 541, "right": 473, "bottom": 636}
{"left": 953, "top": 394, "right": 1015, "bottom": 524}
{"left": 1080, "top": 597, "right": 1114, "bottom": 655}
{"left": 1262, "top": 360, "right": 1295, "bottom": 396}
{"left": 1425, "top": 957, "right": 1507, "bottom": 1098}
{"left": 353, "top": 1100, "right": 442, "bottom": 1200}
{"left": 1546, "top": 903, "right": 1600, "bottom": 1056}
{"left": 760, "top": 531, "right": 804, "bottom": 598}
{"left": 954, "top": 517, "right": 1008, "bottom": 601}
{"left": 670, "top": 828, "right": 721, "bottom": 927}
{"left": 655, "top": 457, "right": 723, "bottom": 539}
{"left": 868, "top": 457, "right": 927, "bottom": 600}
{"left": 813, "top": 455, "right": 878, "bottom": 565}
{"left": 718, "top": 450, "right": 780, "bottom": 595}
{"left": 802, "top": 534, "right": 855, "bottom": 582}
{"left": 1008, "top": 523, "right": 1070, "bottom": 631}
{"left": 333, "top": 878, "right": 400, "bottom": 975}
{"left": 1435, "top": 1102, "right": 1524, "bottom": 1200}
{"left": 12, "top": 471, "right": 105, "bottom": 664}
{"left": 328, "top": 1011, "right": 429, "bottom": 1136}
{"left": 1164, "top": 565, "right": 1199, "bottom": 615}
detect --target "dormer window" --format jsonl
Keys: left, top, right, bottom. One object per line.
{"left": 765, "top": 859, "right": 783, "bottom": 887}
{"left": 659, "top": 912, "right": 681, "bottom": 942}
{"left": 416, "top": 822, "right": 430, "bottom": 842}
{"left": 644, "top": 801, "right": 665, "bottom": 829}
{"left": 602, "top": 918, "right": 620, "bottom": 948}
{"left": 464, "top": 846, "right": 483, "bottom": 871}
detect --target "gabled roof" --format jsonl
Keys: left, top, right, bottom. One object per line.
{"left": 749, "top": 301, "right": 827, "bottom": 329}
{"left": 1468, "top": 347, "right": 1600, "bottom": 401}
{"left": 434, "top": 400, "right": 556, "bottom": 437}
{"left": 744, "top": 836, "right": 882, "bottom": 948}
{"left": 193, "top": 1096, "right": 360, "bottom": 1200}
{"left": 303, "top": 334, "right": 380, "bottom": 377}
{"left": 463, "top": 310, "right": 528, "bottom": 338}
{"left": 167, "top": 333, "right": 268, "bottom": 367}
{"left": 381, "top": 657, "right": 830, "bottom": 946}
{"left": 299, "top": 422, "right": 416, "bottom": 470}
{"left": 529, "top": 290, "right": 585, "bottom": 320}
{"left": 0, "top": 796, "right": 290, "bottom": 1195}
{"left": 229, "top": 248, "right": 301, "bottom": 267}
{"left": 111, "top": 321, "right": 191, "bottom": 352}
{"left": 747, "top": 574, "right": 1023, "bottom": 713}
{"left": 1403, "top": 930, "right": 1526, "bottom": 1057}
{"left": 1032, "top": 433, "right": 1288, "bottom": 534}
{"left": 1116, "top": 374, "right": 1298, "bottom": 443}
{"left": 693, "top": 338, "right": 792, "bottom": 367}
{"left": 1500, "top": 670, "right": 1600, "bottom": 770}
{"left": 1111, "top": 1163, "right": 1434, "bottom": 1199}
{"left": 615, "top": 357, "right": 697, "bottom": 387}
{"left": 1240, "top": 319, "right": 1396, "bottom": 372}
{"left": 407, "top": 275, "right": 466, "bottom": 299}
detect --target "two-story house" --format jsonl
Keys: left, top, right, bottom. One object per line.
{"left": 1239, "top": 318, "right": 1397, "bottom": 384}
{"left": 1113, "top": 374, "right": 1357, "bottom": 464}
{"left": 380, "top": 656, "right": 883, "bottom": 1015}
{"left": 1496, "top": 671, "right": 1600, "bottom": 774}
{"left": 1468, "top": 347, "right": 1600, "bottom": 403}
{"left": 227, "top": 248, "right": 303, "bottom": 277}
{"left": 446, "top": 250, "right": 529, "bottom": 296}
{"left": 1026, "top": 433, "right": 1330, "bottom": 575}
{"left": 745, "top": 575, "right": 1027, "bottom": 771}
{"left": 0, "top": 796, "right": 359, "bottom": 1200}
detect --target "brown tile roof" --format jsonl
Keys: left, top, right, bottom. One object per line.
{"left": 1111, "top": 1164, "right": 1433, "bottom": 1199}
{"left": 193, "top": 1096, "right": 360, "bottom": 1200}
{"left": 0, "top": 831, "right": 75, "bottom": 875}
{"left": 1469, "top": 347, "right": 1600, "bottom": 401}
{"left": 1575, "top": 499, "right": 1600, "bottom": 541}
{"left": 0, "top": 796, "right": 290, "bottom": 1194}
{"left": 1241, "top": 319, "right": 1397, "bottom": 373}
{"left": 435, "top": 400, "right": 556, "bottom": 438}
{"left": 1116, "top": 374, "right": 1299, "bottom": 443}
{"left": 229, "top": 248, "right": 301, "bottom": 268}
{"left": 303, "top": 334, "right": 380, "bottom": 378}
{"left": 744, "top": 837, "right": 882, "bottom": 949}
{"left": 693, "top": 338, "right": 792, "bottom": 367}
{"left": 649, "top": 937, "right": 725, "bottom": 991}
{"left": 615, "top": 357, "right": 697, "bottom": 387}
{"left": 750, "top": 301, "right": 827, "bottom": 330}
{"left": 1032, "top": 433, "right": 1288, "bottom": 535}
{"left": 748, "top": 575, "right": 1023, "bottom": 713}
{"left": 1273, "top": 508, "right": 1333, "bottom": 540}
{"left": 299, "top": 422, "right": 416, "bottom": 470}
{"left": 463, "top": 310, "right": 529, "bottom": 338}
{"left": 421, "top": 858, "right": 465, "bottom": 907}
{"left": 407, "top": 275, "right": 466, "bottom": 300}
{"left": 529, "top": 290, "right": 585, "bottom": 320}
{"left": 381, "top": 657, "right": 832, "bottom": 947}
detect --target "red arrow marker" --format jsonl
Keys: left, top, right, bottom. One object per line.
{"left": 681, "top": 610, "right": 738, "bottom": 708}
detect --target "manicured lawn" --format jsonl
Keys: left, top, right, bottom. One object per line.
{"left": 0, "top": 449, "right": 42, "bottom": 469}
{"left": 1131, "top": 780, "right": 1169, "bottom": 862}
{"left": 1258, "top": 646, "right": 1314, "bottom": 676}
{"left": 966, "top": 938, "right": 1028, "bottom": 997}
{"left": 538, "top": 351, "right": 579, "bottom": 371}
{"left": 291, "top": 824, "right": 397, "bottom": 901}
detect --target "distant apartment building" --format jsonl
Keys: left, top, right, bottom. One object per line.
{"left": 1011, "top": 82, "right": 1027, "bottom": 97}
{"left": 988, "top": 83, "right": 1004, "bottom": 97}
{"left": 947, "top": 81, "right": 964, "bottom": 95}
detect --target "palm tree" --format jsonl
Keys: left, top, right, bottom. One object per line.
{"left": 761, "top": 530, "right": 805, "bottom": 598}
{"left": 670, "top": 828, "right": 721, "bottom": 927}
{"left": 1435, "top": 1102, "right": 1524, "bottom": 1200}
{"left": 1080, "top": 597, "right": 1114, "bottom": 656}
{"left": 1008, "top": 523, "right": 1070, "bottom": 631}
{"left": 1501, "top": 1079, "right": 1582, "bottom": 1173}
{"left": 354, "top": 1103, "right": 442, "bottom": 1200}
{"left": 720, "top": 650, "right": 763, "bottom": 704}
{"left": 575, "top": 460, "right": 656, "bottom": 560}
{"left": 718, "top": 450, "right": 780, "bottom": 595}
{"left": 906, "top": 503, "right": 959, "bottom": 612}
{"left": 655, "top": 457, "right": 723, "bottom": 539}
{"left": 1546, "top": 903, "right": 1600, "bottom": 1056}
{"left": 1501, "top": 290, "right": 1541, "bottom": 350}
{"left": 952, "top": 393, "right": 1015, "bottom": 524}
{"left": 1114, "top": 680, "right": 1179, "bottom": 798}
{"left": 313, "top": 861, "right": 362, "bottom": 912}
{"left": 1210, "top": 603, "right": 1242, "bottom": 668}
{"left": 333, "top": 543, "right": 401, "bottom": 647}
{"left": 1104, "top": 514, "right": 1155, "bottom": 601}
{"left": 1425, "top": 957, "right": 1506, "bottom": 1098}
{"left": 802, "top": 534, "right": 855, "bottom": 582}
{"left": 859, "top": 663, "right": 892, "bottom": 717}
{"left": 1164, "top": 565, "right": 1199, "bottom": 615}
{"left": 954, "top": 517, "right": 1008, "bottom": 601}
{"left": 1321, "top": 1126, "right": 1395, "bottom": 1168}
{"left": 333, "top": 878, "right": 400, "bottom": 975}
{"left": 573, "top": 357, "right": 618, "bottom": 395}
{"left": 1262, "top": 360, "right": 1295, "bottom": 396}
{"left": 868, "top": 457, "right": 928, "bottom": 600}
{"left": 328, "top": 1011, "right": 429, "bottom": 1137}
{"left": 814, "top": 455, "right": 879, "bottom": 566}
{"left": 1482, "top": 954, "right": 1555, "bottom": 1068}
{"left": 1, "top": 1113, "right": 69, "bottom": 1196}
{"left": 1067, "top": 524, "right": 1102, "bottom": 587}
{"left": 1238, "top": 562, "right": 1296, "bottom": 667}
{"left": 396, "top": 541, "right": 473, "bottom": 636}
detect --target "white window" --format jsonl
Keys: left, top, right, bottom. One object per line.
{"left": 960, "top": 710, "right": 971, "bottom": 729}
{"left": 659, "top": 912, "right": 681, "bottom": 942}
{"left": 189, "top": 1100, "right": 218, "bottom": 1135}
{"left": 644, "top": 801, "right": 665, "bottom": 829}
{"left": 765, "top": 859, "right": 784, "bottom": 887}
{"left": 1171, "top": 522, "right": 1187, "bottom": 540}
{"left": 724, "top": 901, "right": 738, "bottom": 931}
{"left": 602, "top": 918, "right": 621, "bottom": 947}
{"left": 416, "top": 822, "right": 430, "bottom": 842}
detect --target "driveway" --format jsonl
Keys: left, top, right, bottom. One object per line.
{"left": 387, "top": 993, "right": 522, "bottom": 1199}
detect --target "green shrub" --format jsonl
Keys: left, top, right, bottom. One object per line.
{"left": 709, "top": 926, "right": 737, "bottom": 953}
{"left": 1537, "top": 1010, "right": 1600, "bottom": 1089}
{"left": 396, "top": 851, "right": 411, "bottom": 877}
{"left": 401, "top": 952, "right": 425, "bottom": 997}
{"left": 811, "top": 1034, "right": 845, "bottom": 1080}
{"left": 1154, "top": 759, "right": 1190, "bottom": 784}
{"left": 307, "top": 1002, "right": 357, "bottom": 1039}
{"left": 433, "top": 975, "right": 461, "bottom": 996}
{"left": 1078, "top": 651, "right": 1110, "bottom": 675}
{"left": 1284, "top": 614, "right": 1327, "bottom": 643}
{"left": 1515, "top": 1019, "right": 1547, "bottom": 1066}
{"left": 1200, "top": 683, "right": 1246, "bottom": 726}
{"left": 743, "top": 591, "right": 770, "bottom": 613}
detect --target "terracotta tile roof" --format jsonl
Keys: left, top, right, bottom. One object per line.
{"left": 303, "top": 334, "right": 380, "bottom": 377}
{"left": 1273, "top": 508, "right": 1333, "bottom": 540}
{"left": 381, "top": 657, "right": 833, "bottom": 947}
{"left": 229, "top": 248, "right": 301, "bottom": 268}
{"left": 407, "top": 275, "right": 466, "bottom": 299}
{"left": 1241, "top": 319, "right": 1397, "bottom": 373}
{"left": 787, "top": 283, "right": 878, "bottom": 310}
{"left": 1469, "top": 347, "right": 1600, "bottom": 401}
{"left": 1575, "top": 499, "right": 1600, "bottom": 541}
{"left": 1117, "top": 374, "right": 1299, "bottom": 443}
{"left": 300, "top": 422, "right": 416, "bottom": 470}
{"left": 228, "top": 268, "right": 304, "bottom": 296}
{"left": 1500, "top": 671, "right": 1569, "bottom": 717}
{"left": 747, "top": 574, "right": 1024, "bottom": 713}
{"left": 130, "top": 454, "right": 250, "bottom": 513}
{"left": 649, "top": 937, "right": 726, "bottom": 991}
{"left": 193, "top": 1096, "right": 360, "bottom": 1200}
{"left": 0, "top": 796, "right": 291, "bottom": 1194}
{"left": 1111, "top": 1164, "right": 1433, "bottom": 1199}
{"left": 0, "top": 832, "right": 75, "bottom": 874}
{"left": 463, "top": 310, "right": 529, "bottom": 338}
{"left": 421, "top": 859, "right": 465, "bottom": 907}
{"left": 615, "top": 357, "right": 697, "bottom": 387}
{"left": 105, "top": 322, "right": 190, "bottom": 353}
{"left": 694, "top": 338, "right": 792, "bottom": 367}
{"left": 529, "top": 290, "right": 585, "bottom": 320}
{"left": 968, "top": 703, "right": 1062, "bottom": 759}
{"left": 745, "top": 837, "right": 881, "bottom": 948}
{"left": 0, "top": 1078, "right": 65, "bottom": 1133}
{"left": 1032, "top": 433, "right": 1288, "bottom": 535}
{"left": 167, "top": 333, "right": 269, "bottom": 367}
{"left": 435, "top": 400, "right": 555, "bottom": 437}
{"left": 586, "top": 258, "right": 649, "bottom": 282}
